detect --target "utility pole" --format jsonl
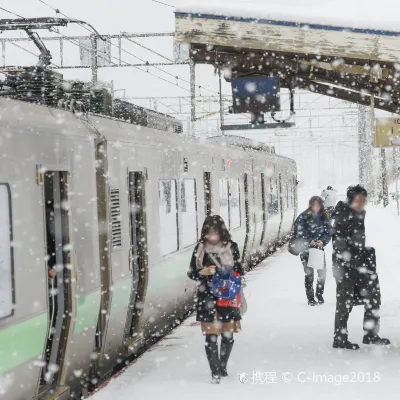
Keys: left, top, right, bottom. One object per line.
{"left": 381, "top": 148, "right": 389, "bottom": 207}
{"left": 218, "top": 68, "right": 225, "bottom": 135}
{"left": 393, "top": 148, "right": 400, "bottom": 215}
{"left": 357, "top": 104, "right": 367, "bottom": 187}
{"left": 91, "top": 34, "right": 98, "bottom": 86}
{"left": 189, "top": 58, "right": 196, "bottom": 136}
{"left": 370, "top": 93, "right": 389, "bottom": 207}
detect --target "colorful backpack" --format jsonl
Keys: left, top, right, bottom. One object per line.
{"left": 208, "top": 252, "right": 241, "bottom": 300}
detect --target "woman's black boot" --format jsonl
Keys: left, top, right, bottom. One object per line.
{"left": 220, "top": 335, "right": 234, "bottom": 377}
{"left": 205, "top": 335, "right": 221, "bottom": 383}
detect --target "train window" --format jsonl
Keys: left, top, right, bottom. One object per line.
{"left": 0, "top": 184, "right": 14, "bottom": 319}
{"left": 219, "top": 179, "right": 230, "bottom": 228}
{"left": 268, "top": 178, "right": 279, "bottom": 216}
{"left": 158, "top": 180, "right": 178, "bottom": 255}
{"left": 229, "top": 179, "right": 241, "bottom": 229}
{"left": 180, "top": 179, "right": 198, "bottom": 248}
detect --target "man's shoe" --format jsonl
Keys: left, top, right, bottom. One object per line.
{"left": 363, "top": 334, "right": 391, "bottom": 345}
{"left": 308, "top": 298, "right": 318, "bottom": 306}
{"left": 333, "top": 340, "right": 360, "bottom": 350}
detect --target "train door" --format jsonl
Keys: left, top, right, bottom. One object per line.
{"left": 242, "top": 173, "right": 250, "bottom": 264}
{"left": 260, "top": 173, "right": 267, "bottom": 245}
{"left": 203, "top": 172, "right": 212, "bottom": 217}
{"left": 40, "top": 170, "right": 72, "bottom": 392}
{"left": 124, "top": 171, "right": 148, "bottom": 341}
{"left": 277, "top": 173, "right": 284, "bottom": 239}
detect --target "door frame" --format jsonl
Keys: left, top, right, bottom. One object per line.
{"left": 123, "top": 170, "right": 149, "bottom": 346}
{"left": 37, "top": 164, "right": 75, "bottom": 392}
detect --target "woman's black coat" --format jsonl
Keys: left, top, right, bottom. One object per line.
{"left": 188, "top": 241, "right": 243, "bottom": 323}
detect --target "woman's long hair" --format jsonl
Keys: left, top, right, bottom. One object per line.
{"left": 308, "top": 196, "right": 328, "bottom": 220}
{"left": 199, "top": 215, "right": 231, "bottom": 244}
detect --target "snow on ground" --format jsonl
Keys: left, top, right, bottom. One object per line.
{"left": 176, "top": 0, "right": 400, "bottom": 33}
{"left": 91, "top": 203, "right": 400, "bottom": 400}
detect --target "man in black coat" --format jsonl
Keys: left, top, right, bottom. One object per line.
{"left": 331, "top": 185, "right": 390, "bottom": 350}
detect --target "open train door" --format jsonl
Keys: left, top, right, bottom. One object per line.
{"left": 38, "top": 169, "right": 73, "bottom": 399}
{"left": 123, "top": 171, "right": 148, "bottom": 349}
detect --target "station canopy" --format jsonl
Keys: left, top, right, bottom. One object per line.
{"left": 175, "top": 0, "right": 400, "bottom": 114}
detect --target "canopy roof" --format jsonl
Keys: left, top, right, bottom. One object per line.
{"left": 175, "top": 1, "right": 400, "bottom": 114}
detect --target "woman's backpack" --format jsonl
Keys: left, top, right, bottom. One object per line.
{"left": 211, "top": 270, "right": 241, "bottom": 300}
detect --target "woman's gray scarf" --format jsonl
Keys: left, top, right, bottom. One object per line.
{"left": 196, "top": 241, "right": 234, "bottom": 270}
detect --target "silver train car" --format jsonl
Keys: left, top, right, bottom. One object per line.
{"left": 0, "top": 97, "right": 297, "bottom": 400}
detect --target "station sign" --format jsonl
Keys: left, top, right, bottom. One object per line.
{"left": 375, "top": 118, "right": 400, "bottom": 147}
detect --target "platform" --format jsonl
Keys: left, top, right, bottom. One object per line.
{"left": 90, "top": 204, "right": 400, "bottom": 400}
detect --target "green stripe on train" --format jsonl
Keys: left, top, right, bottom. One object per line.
{"left": 0, "top": 288, "right": 101, "bottom": 374}
{"left": 0, "top": 312, "right": 48, "bottom": 373}
{"left": 74, "top": 289, "right": 101, "bottom": 335}
{"left": 0, "top": 230, "right": 246, "bottom": 374}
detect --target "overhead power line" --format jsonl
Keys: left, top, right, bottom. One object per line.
{"left": 151, "top": 0, "right": 175, "bottom": 8}
{"left": 34, "top": 0, "right": 221, "bottom": 96}
{"left": 0, "top": 5, "right": 213, "bottom": 117}
{"left": 0, "top": 6, "right": 25, "bottom": 19}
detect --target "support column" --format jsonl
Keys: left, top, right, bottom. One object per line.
{"left": 393, "top": 148, "right": 399, "bottom": 215}
{"left": 91, "top": 34, "right": 98, "bottom": 86}
{"left": 381, "top": 148, "right": 389, "bottom": 207}
{"left": 189, "top": 59, "right": 196, "bottom": 137}
{"left": 357, "top": 104, "right": 367, "bottom": 187}
{"left": 219, "top": 68, "right": 225, "bottom": 135}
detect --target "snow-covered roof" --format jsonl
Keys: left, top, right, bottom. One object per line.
{"left": 175, "top": 0, "right": 400, "bottom": 65}
{"left": 175, "top": 0, "right": 400, "bottom": 114}
{"left": 176, "top": 0, "right": 400, "bottom": 35}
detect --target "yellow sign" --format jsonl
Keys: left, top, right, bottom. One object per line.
{"left": 375, "top": 118, "right": 400, "bottom": 147}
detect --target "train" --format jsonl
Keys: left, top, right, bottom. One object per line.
{"left": 0, "top": 96, "right": 297, "bottom": 400}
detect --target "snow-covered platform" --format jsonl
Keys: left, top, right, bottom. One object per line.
{"left": 91, "top": 205, "right": 400, "bottom": 400}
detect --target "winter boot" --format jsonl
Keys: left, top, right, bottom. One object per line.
{"left": 316, "top": 295, "right": 324, "bottom": 305}
{"left": 362, "top": 334, "right": 391, "bottom": 346}
{"left": 333, "top": 336, "right": 360, "bottom": 350}
{"left": 220, "top": 336, "right": 234, "bottom": 377}
{"left": 308, "top": 298, "right": 318, "bottom": 306}
{"left": 205, "top": 335, "right": 221, "bottom": 383}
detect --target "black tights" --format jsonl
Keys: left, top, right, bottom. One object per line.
{"left": 205, "top": 333, "right": 234, "bottom": 345}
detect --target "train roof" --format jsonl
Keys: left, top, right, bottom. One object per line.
{"left": 206, "top": 135, "right": 295, "bottom": 162}
{"left": 0, "top": 97, "right": 295, "bottom": 170}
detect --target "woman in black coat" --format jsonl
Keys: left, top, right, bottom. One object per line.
{"left": 293, "top": 196, "right": 331, "bottom": 306}
{"left": 188, "top": 215, "right": 244, "bottom": 384}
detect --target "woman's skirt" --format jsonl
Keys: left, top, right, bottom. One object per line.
{"left": 200, "top": 308, "right": 242, "bottom": 335}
